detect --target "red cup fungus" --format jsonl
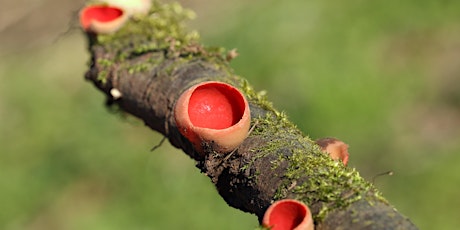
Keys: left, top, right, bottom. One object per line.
{"left": 262, "top": 199, "right": 314, "bottom": 230}
{"left": 315, "top": 137, "right": 349, "bottom": 166}
{"left": 79, "top": 5, "right": 128, "bottom": 34}
{"left": 174, "top": 81, "right": 251, "bottom": 153}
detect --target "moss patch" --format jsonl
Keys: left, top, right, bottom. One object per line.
{"left": 86, "top": 1, "right": 238, "bottom": 84}
{"left": 91, "top": 1, "right": 199, "bottom": 55}
{"left": 244, "top": 109, "right": 380, "bottom": 222}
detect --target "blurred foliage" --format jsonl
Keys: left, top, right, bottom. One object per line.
{"left": 1, "top": 0, "right": 460, "bottom": 229}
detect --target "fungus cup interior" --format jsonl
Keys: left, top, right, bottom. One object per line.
{"left": 188, "top": 83, "right": 245, "bottom": 130}
{"left": 268, "top": 201, "right": 308, "bottom": 230}
{"left": 80, "top": 5, "right": 124, "bottom": 30}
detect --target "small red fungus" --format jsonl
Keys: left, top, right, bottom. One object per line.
{"left": 188, "top": 83, "right": 245, "bottom": 129}
{"left": 262, "top": 199, "right": 313, "bottom": 230}
{"left": 79, "top": 5, "right": 127, "bottom": 34}
{"left": 174, "top": 81, "right": 250, "bottom": 153}
{"left": 316, "top": 137, "right": 349, "bottom": 165}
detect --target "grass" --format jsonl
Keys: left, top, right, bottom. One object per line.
{"left": 1, "top": 0, "right": 460, "bottom": 229}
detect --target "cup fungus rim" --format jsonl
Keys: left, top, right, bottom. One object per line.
{"left": 174, "top": 81, "right": 251, "bottom": 153}
{"left": 262, "top": 199, "right": 314, "bottom": 230}
{"left": 79, "top": 4, "right": 128, "bottom": 34}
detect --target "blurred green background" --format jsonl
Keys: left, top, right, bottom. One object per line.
{"left": 1, "top": 0, "right": 460, "bottom": 229}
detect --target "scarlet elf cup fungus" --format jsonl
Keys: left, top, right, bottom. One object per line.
{"left": 174, "top": 81, "right": 251, "bottom": 153}
{"left": 262, "top": 199, "right": 314, "bottom": 230}
{"left": 315, "top": 137, "right": 349, "bottom": 165}
{"left": 79, "top": 5, "right": 128, "bottom": 34}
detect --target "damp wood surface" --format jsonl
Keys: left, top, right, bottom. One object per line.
{"left": 83, "top": 1, "right": 418, "bottom": 229}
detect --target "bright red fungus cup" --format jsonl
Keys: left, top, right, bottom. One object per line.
{"left": 174, "top": 81, "right": 251, "bottom": 153}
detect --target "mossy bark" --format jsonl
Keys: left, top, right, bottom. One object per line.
{"left": 83, "top": 1, "right": 418, "bottom": 229}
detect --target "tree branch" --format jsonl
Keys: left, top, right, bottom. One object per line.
{"left": 82, "top": 1, "right": 418, "bottom": 229}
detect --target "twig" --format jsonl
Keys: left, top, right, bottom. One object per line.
{"left": 151, "top": 136, "right": 167, "bottom": 152}
{"left": 372, "top": 170, "right": 394, "bottom": 184}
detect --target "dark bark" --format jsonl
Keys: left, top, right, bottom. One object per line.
{"left": 82, "top": 1, "right": 418, "bottom": 229}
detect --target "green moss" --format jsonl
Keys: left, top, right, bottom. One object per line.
{"left": 97, "top": 70, "right": 108, "bottom": 84}
{"left": 124, "top": 54, "right": 164, "bottom": 74}
{"left": 89, "top": 0, "right": 230, "bottom": 64}
{"left": 244, "top": 108, "right": 376, "bottom": 222}
{"left": 96, "top": 58, "right": 115, "bottom": 67}
{"left": 95, "top": 58, "right": 113, "bottom": 84}
{"left": 240, "top": 112, "right": 302, "bottom": 182}
{"left": 283, "top": 145, "right": 376, "bottom": 222}
{"left": 238, "top": 79, "right": 276, "bottom": 112}
{"left": 92, "top": 1, "right": 199, "bottom": 56}
{"left": 87, "top": 1, "right": 235, "bottom": 84}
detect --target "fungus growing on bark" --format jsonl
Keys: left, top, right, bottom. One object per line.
{"left": 316, "top": 137, "right": 349, "bottom": 165}
{"left": 174, "top": 81, "right": 250, "bottom": 153}
{"left": 79, "top": 5, "right": 128, "bottom": 34}
{"left": 262, "top": 199, "right": 314, "bottom": 230}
